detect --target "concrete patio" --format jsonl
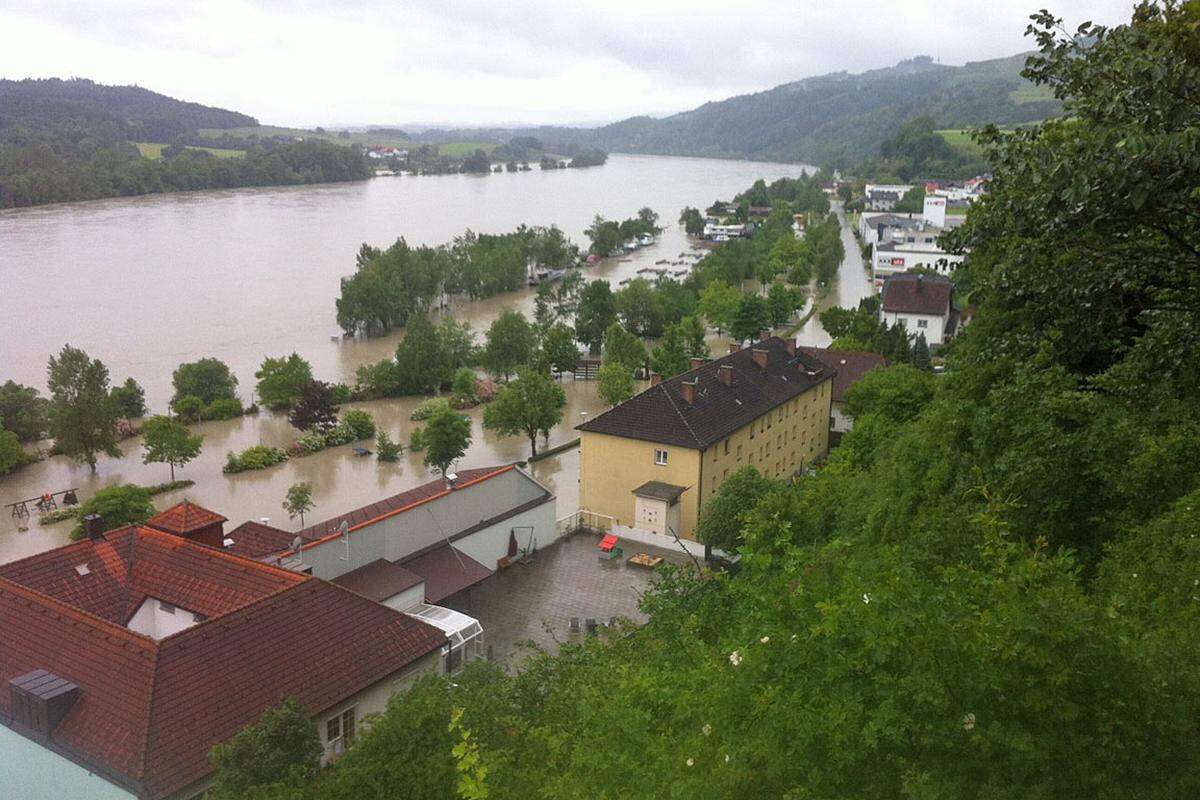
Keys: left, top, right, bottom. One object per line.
{"left": 442, "top": 531, "right": 694, "bottom": 668}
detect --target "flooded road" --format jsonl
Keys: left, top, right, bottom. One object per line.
{"left": 790, "top": 202, "right": 873, "bottom": 348}
{"left": 1, "top": 154, "right": 825, "bottom": 562}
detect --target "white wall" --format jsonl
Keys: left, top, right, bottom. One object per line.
{"left": 127, "top": 597, "right": 202, "bottom": 639}
{"left": 0, "top": 724, "right": 135, "bottom": 800}
{"left": 831, "top": 401, "right": 853, "bottom": 433}
{"left": 451, "top": 501, "right": 558, "bottom": 571}
{"left": 873, "top": 248, "right": 964, "bottom": 281}
{"left": 317, "top": 649, "right": 441, "bottom": 761}
{"left": 298, "top": 469, "right": 552, "bottom": 581}
{"left": 881, "top": 311, "right": 947, "bottom": 345}
{"left": 382, "top": 584, "right": 426, "bottom": 612}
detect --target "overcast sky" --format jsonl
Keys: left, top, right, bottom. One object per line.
{"left": 1, "top": 1, "right": 1135, "bottom": 128}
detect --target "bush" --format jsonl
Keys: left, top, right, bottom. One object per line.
{"left": 410, "top": 397, "right": 449, "bottom": 422}
{"left": 377, "top": 430, "right": 402, "bottom": 462}
{"left": 341, "top": 409, "right": 376, "bottom": 439}
{"left": 173, "top": 395, "right": 205, "bottom": 422}
{"left": 450, "top": 367, "right": 478, "bottom": 407}
{"left": 202, "top": 397, "right": 244, "bottom": 420}
{"left": 224, "top": 445, "right": 288, "bottom": 474}
{"left": 409, "top": 427, "right": 426, "bottom": 451}
{"left": 69, "top": 484, "right": 155, "bottom": 539}
{"left": 330, "top": 383, "right": 353, "bottom": 404}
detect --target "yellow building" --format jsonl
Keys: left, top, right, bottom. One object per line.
{"left": 577, "top": 336, "right": 834, "bottom": 542}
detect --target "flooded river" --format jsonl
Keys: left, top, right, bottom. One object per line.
{"left": 0, "top": 155, "right": 870, "bottom": 563}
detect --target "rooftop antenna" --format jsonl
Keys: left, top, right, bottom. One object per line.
{"left": 425, "top": 506, "right": 468, "bottom": 572}
{"left": 291, "top": 535, "right": 304, "bottom": 569}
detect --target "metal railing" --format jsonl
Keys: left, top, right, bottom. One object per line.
{"left": 556, "top": 509, "right": 615, "bottom": 537}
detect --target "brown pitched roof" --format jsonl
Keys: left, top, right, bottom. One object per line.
{"left": 401, "top": 545, "right": 492, "bottom": 603}
{"left": 145, "top": 500, "right": 226, "bottom": 534}
{"left": 576, "top": 336, "right": 834, "bottom": 450}
{"left": 797, "top": 347, "right": 889, "bottom": 404}
{"left": 332, "top": 558, "right": 424, "bottom": 603}
{"left": 224, "top": 520, "right": 314, "bottom": 559}
{"left": 880, "top": 271, "right": 953, "bottom": 316}
{"left": 0, "top": 526, "right": 447, "bottom": 799}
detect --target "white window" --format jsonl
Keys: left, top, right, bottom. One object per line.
{"left": 159, "top": 601, "right": 176, "bottom": 615}
{"left": 654, "top": 449, "right": 668, "bottom": 466}
{"left": 917, "top": 319, "right": 928, "bottom": 328}
{"left": 326, "top": 707, "right": 357, "bottom": 757}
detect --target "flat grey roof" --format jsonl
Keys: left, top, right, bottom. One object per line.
{"left": 632, "top": 481, "right": 688, "bottom": 504}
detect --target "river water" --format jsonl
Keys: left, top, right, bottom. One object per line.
{"left": 0, "top": 155, "right": 869, "bottom": 563}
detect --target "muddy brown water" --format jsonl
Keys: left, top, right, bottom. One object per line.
{"left": 0, "top": 155, "right": 869, "bottom": 563}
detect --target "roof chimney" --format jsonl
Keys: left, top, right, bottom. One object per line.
{"left": 718, "top": 364, "right": 733, "bottom": 386}
{"left": 758, "top": 330, "right": 770, "bottom": 342}
{"left": 751, "top": 348, "right": 769, "bottom": 369}
{"left": 689, "top": 357, "right": 706, "bottom": 370}
{"left": 785, "top": 338, "right": 796, "bottom": 356}
{"left": 680, "top": 379, "right": 697, "bottom": 405}
{"left": 82, "top": 514, "right": 105, "bottom": 542}
{"left": 9, "top": 670, "right": 80, "bottom": 739}
{"left": 916, "top": 273, "right": 924, "bottom": 288}
{"left": 728, "top": 342, "right": 741, "bottom": 354}
{"left": 446, "top": 472, "right": 458, "bottom": 491}
{"left": 650, "top": 372, "right": 662, "bottom": 386}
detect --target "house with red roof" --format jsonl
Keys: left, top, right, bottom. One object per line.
{"left": 0, "top": 515, "right": 449, "bottom": 800}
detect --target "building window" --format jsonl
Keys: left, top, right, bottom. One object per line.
{"left": 723, "top": 438, "right": 730, "bottom": 455}
{"left": 654, "top": 449, "right": 668, "bottom": 466}
{"left": 917, "top": 319, "right": 928, "bottom": 328}
{"left": 159, "top": 601, "right": 176, "bottom": 615}
{"left": 327, "top": 707, "right": 357, "bottom": 756}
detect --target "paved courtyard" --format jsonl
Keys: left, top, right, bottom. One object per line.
{"left": 442, "top": 531, "right": 694, "bottom": 668}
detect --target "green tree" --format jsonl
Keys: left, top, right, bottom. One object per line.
{"left": 283, "top": 482, "right": 315, "bottom": 528}
{"left": 208, "top": 697, "right": 322, "bottom": 799}
{"left": 0, "top": 380, "right": 49, "bottom": 443}
{"left": 910, "top": 333, "right": 932, "bottom": 371}
{"left": 71, "top": 484, "right": 155, "bottom": 539}
{"left": 766, "top": 283, "right": 803, "bottom": 327}
{"left": 340, "top": 409, "right": 376, "bottom": 440}
{"left": 172, "top": 357, "right": 239, "bottom": 408}
{"left": 141, "top": 415, "right": 202, "bottom": 481}
{"left": 110, "top": 377, "right": 147, "bottom": 419}
{"left": 602, "top": 322, "right": 646, "bottom": 374}
{"left": 482, "top": 310, "right": 538, "bottom": 381}
{"left": 173, "top": 395, "right": 205, "bottom": 423}
{"left": 0, "top": 428, "right": 30, "bottom": 476}
{"left": 451, "top": 368, "right": 478, "bottom": 406}
{"left": 650, "top": 324, "right": 690, "bottom": 380}
{"left": 893, "top": 185, "right": 926, "bottom": 213}
{"left": 696, "top": 466, "right": 776, "bottom": 551}
{"left": 376, "top": 430, "right": 402, "bottom": 462}
{"left": 615, "top": 278, "right": 665, "bottom": 338}
{"left": 256, "top": 353, "right": 313, "bottom": 410}
{"left": 679, "top": 206, "right": 706, "bottom": 236}
{"left": 597, "top": 361, "right": 635, "bottom": 407}
{"left": 542, "top": 324, "right": 581, "bottom": 377}
{"left": 575, "top": 280, "right": 617, "bottom": 354}
{"left": 677, "top": 315, "right": 708, "bottom": 360}
{"left": 730, "top": 294, "right": 770, "bottom": 342}
{"left": 423, "top": 404, "right": 472, "bottom": 477}
{"left": 288, "top": 381, "right": 339, "bottom": 431}
{"left": 844, "top": 363, "right": 936, "bottom": 425}
{"left": 483, "top": 367, "right": 566, "bottom": 458}
{"left": 47, "top": 345, "right": 120, "bottom": 473}
{"left": 394, "top": 314, "right": 451, "bottom": 395}
{"left": 697, "top": 280, "right": 740, "bottom": 334}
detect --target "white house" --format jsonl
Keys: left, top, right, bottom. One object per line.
{"left": 864, "top": 183, "right": 914, "bottom": 211}
{"left": 879, "top": 271, "right": 956, "bottom": 346}
{"left": 872, "top": 242, "right": 965, "bottom": 286}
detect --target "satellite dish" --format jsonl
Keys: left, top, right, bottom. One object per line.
{"left": 291, "top": 535, "right": 303, "bottom": 552}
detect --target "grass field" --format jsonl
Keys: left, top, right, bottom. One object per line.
{"left": 435, "top": 141, "right": 500, "bottom": 157}
{"left": 135, "top": 142, "right": 245, "bottom": 159}
{"left": 935, "top": 129, "right": 986, "bottom": 156}
{"left": 1008, "top": 83, "right": 1056, "bottom": 105}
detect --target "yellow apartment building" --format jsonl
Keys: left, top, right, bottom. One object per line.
{"left": 577, "top": 336, "right": 834, "bottom": 542}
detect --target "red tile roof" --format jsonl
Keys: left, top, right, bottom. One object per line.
{"left": 145, "top": 500, "right": 226, "bottom": 534}
{"left": 798, "top": 347, "right": 889, "bottom": 403}
{"left": 401, "top": 545, "right": 492, "bottom": 603}
{"left": 223, "top": 520, "right": 312, "bottom": 559}
{"left": 0, "top": 526, "right": 447, "bottom": 799}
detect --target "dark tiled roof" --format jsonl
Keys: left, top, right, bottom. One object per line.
{"left": 880, "top": 271, "right": 953, "bottom": 316}
{"left": 297, "top": 466, "right": 509, "bottom": 542}
{"left": 797, "top": 347, "right": 889, "bottom": 404}
{"left": 145, "top": 500, "right": 226, "bottom": 534}
{"left": 632, "top": 481, "right": 688, "bottom": 503}
{"left": 0, "top": 526, "right": 447, "bottom": 800}
{"left": 332, "top": 558, "right": 424, "bottom": 603}
{"left": 224, "top": 520, "right": 314, "bottom": 559}
{"left": 401, "top": 545, "right": 492, "bottom": 603}
{"left": 576, "top": 336, "right": 834, "bottom": 450}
